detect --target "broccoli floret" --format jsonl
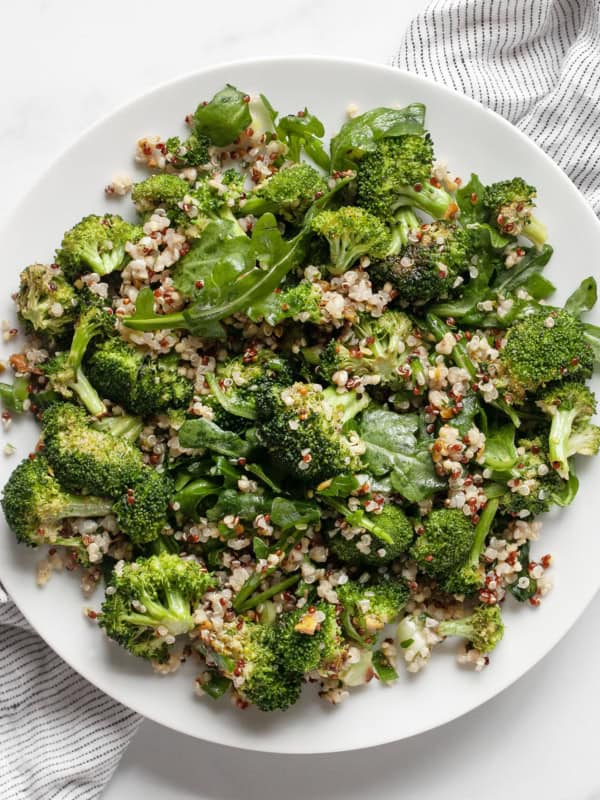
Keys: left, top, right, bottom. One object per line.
{"left": 16, "top": 264, "right": 79, "bottom": 339}
{"left": 42, "top": 306, "right": 115, "bottom": 416}
{"left": 356, "top": 135, "right": 456, "bottom": 220}
{"left": 536, "top": 382, "right": 600, "bottom": 478}
{"left": 165, "top": 133, "right": 211, "bottom": 168}
{"left": 56, "top": 214, "right": 142, "bottom": 280}
{"left": 131, "top": 173, "right": 190, "bottom": 218}
{"left": 319, "top": 311, "right": 413, "bottom": 390}
{"left": 241, "top": 163, "right": 327, "bottom": 224}
{"left": 310, "top": 206, "right": 391, "bottom": 275}
{"left": 134, "top": 354, "right": 194, "bottom": 416}
{"left": 42, "top": 402, "right": 144, "bottom": 496}
{"left": 500, "top": 308, "right": 594, "bottom": 397}
{"left": 482, "top": 178, "right": 547, "bottom": 248}
{"left": 248, "top": 280, "right": 325, "bottom": 326}
{"left": 113, "top": 468, "right": 174, "bottom": 545}
{"left": 87, "top": 338, "right": 144, "bottom": 410}
{"left": 410, "top": 508, "right": 475, "bottom": 580}
{"left": 198, "top": 619, "right": 302, "bottom": 711}
{"left": 437, "top": 604, "right": 504, "bottom": 653}
{"left": 495, "top": 436, "right": 566, "bottom": 517}
{"left": 370, "top": 221, "right": 473, "bottom": 305}
{"left": 99, "top": 553, "right": 215, "bottom": 663}
{"left": 1, "top": 455, "right": 112, "bottom": 549}
{"left": 87, "top": 341, "right": 193, "bottom": 416}
{"left": 205, "top": 350, "right": 294, "bottom": 423}
{"left": 255, "top": 382, "right": 369, "bottom": 484}
{"left": 442, "top": 498, "right": 499, "bottom": 595}
{"left": 273, "top": 602, "right": 344, "bottom": 676}
{"left": 337, "top": 578, "right": 409, "bottom": 642}
{"left": 325, "top": 499, "right": 414, "bottom": 565}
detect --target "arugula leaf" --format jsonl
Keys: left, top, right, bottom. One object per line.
{"left": 565, "top": 276, "right": 598, "bottom": 318}
{"left": 330, "top": 103, "right": 426, "bottom": 171}
{"left": 583, "top": 322, "right": 600, "bottom": 362}
{"left": 492, "top": 243, "right": 554, "bottom": 297}
{"left": 253, "top": 537, "right": 269, "bottom": 560}
{"left": 193, "top": 84, "right": 251, "bottom": 147}
{"left": 172, "top": 478, "right": 221, "bottom": 520}
{"left": 316, "top": 474, "right": 361, "bottom": 497}
{"left": 359, "top": 408, "right": 445, "bottom": 502}
{"left": 178, "top": 418, "right": 252, "bottom": 458}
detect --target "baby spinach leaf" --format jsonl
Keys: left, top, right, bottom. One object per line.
{"left": 456, "top": 173, "right": 488, "bottom": 225}
{"left": 484, "top": 424, "right": 518, "bottom": 473}
{"left": 207, "top": 490, "right": 271, "bottom": 522}
{"left": 193, "top": 84, "right": 251, "bottom": 147}
{"left": 330, "top": 103, "right": 426, "bottom": 171}
{"left": 270, "top": 497, "right": 320, "bottom": 530}
{"left": 178, "top": 418, "right": 252, "bottom": 458}
{"left": 359, "top": 408, "right": 445, "bottom": 502}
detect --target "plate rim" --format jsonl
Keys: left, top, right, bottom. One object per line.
{"left": 2, "top": 55, "right": 600, "bottom": 753}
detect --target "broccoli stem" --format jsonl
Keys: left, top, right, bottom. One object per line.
{"left": 524, "top": 215, "right": 548, "bottom": 249}
{"left": 92, "top": 415, "right": 143, "bottom": 442}
{"left": 437, "top": 615, "right": 477, "bottom": 641}
{"left": 124, "top": 590, "right": 193, "bottom": 636}
{"left": 395, "top": 183, "right": 456, "bottom": 220}
{"left": 205, "top": 372, "right": 256, "bottom": 420}
{"left": 548, "top": 406, "right": 578, "bottom": 478}
{"left": 236, "top": 573, "right": 300, "bottom": 613}
{"left": 71, "top": 366, "right": 106, "bottom": 417}
{"left": 466, "top": 497, "right": 499, "bottom": 568}
{"left": 322, "top": 497, "right": 393, "bottom": 544}
{"left": 388, "top": 207, "right": 420, "bottom": 254}
{"left": 60, "top": 494, "right": 114, "bottom": 518}
{"left": 322, "top": 386, "right": 370, "bottom": 424}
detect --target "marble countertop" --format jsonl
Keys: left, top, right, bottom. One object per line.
{"left": 2, "top": 2, "right": 600, "bottom": 798}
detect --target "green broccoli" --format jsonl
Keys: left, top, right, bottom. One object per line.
{"left": 42, "top": 306, "right": 115, "bottom": 416}
{"left": 16, "top": 263, "right": 79, "bottom": 339}
{"left": 1, "top": 455, "right": 112, "bottom": 549}
{"left": 442, "top": 498, "right": 499, "bottom": 595}
{"left": 42, "top": 402, "right": 144, "bottom": 496}
{"left": 165, "top": 133, "right": 211, "bottom": 168}
{"left": 205, "top": 350, "right": 295, "bottom": 423}
{"left": 337, "top": 578, "right": 409, "bottom": 642}
{"left": 131, "top": 173, "right": 190, "bottom": 218}
{"left": 319, "top": 311, "right": 413, "bottom": 390}
{"left": 325, "top": 498, "right": 414, "bottom": 564}
{"left": 536, "top": 382, "right": 600, "bottom": 478}
{"left": 55, "top": 214, "right": 142, "bottom": 280}
{"left": 356, "top": 135, "right": 456, "bottom": 220}
{"left": 113, "top": 468, "right": 174, "bottom": 545}
{"left": 310, "top": 206, "right": 392, "bottom": 275}
{"left": 481, "top": 178, "right": 547, "bottom": 248}
{"left": 255, "top": 382, "right": 369, "bottom": 484}
{"left": 437, "top": 604, "right": 504, "bottom": 654}
{"left": 370, "top": 221, "right": 473, "bottom": 305}
{"left": 500, "top": 308, "right": 594, "bottom": 398}
{"left": 92, "top": 413, "right": 143, "bottom": 442}
{"left": 88, "top": 341, "right": 193, "bottom": 416}
{"left": 410, "top": 508, "right": 475, "bottom": 581}
{"left": 273, "top": 602, "right": 344, "bottom": 676}
{"left": 247, "top": 280, "right": 325, "bottom": 326}
{"left": 197, "top": 618, "right": 303, "bottom": 711}
{"left": 99, "top": 553, "right": 215, "bottom": 663}
{"left": 240, "top": 163, "right": 327, "bottom": 224}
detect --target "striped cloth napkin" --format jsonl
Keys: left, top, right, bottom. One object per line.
{"left": 395, "top": 0, "right": 600, "bottom": 214}
{"left": 0, "top": 585, "right": 140, "bottom": 799}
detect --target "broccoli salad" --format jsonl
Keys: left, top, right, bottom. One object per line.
{"left": 2, "top": 83, "right": 600, "bottom": 711}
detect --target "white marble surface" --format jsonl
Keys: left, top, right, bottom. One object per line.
{"left": 2, "top": 1, "right": 600, "bottom": 798}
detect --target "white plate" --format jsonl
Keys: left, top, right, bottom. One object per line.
{"left": 1, "top": 57, "right": 599, "bottom": 754}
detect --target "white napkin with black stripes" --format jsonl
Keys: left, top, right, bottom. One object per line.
{"left": 0, "top": 585, "right": 140, "bottom": 799}
{"left": 395, "top": 0, "right": 600, "bottom": 215}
